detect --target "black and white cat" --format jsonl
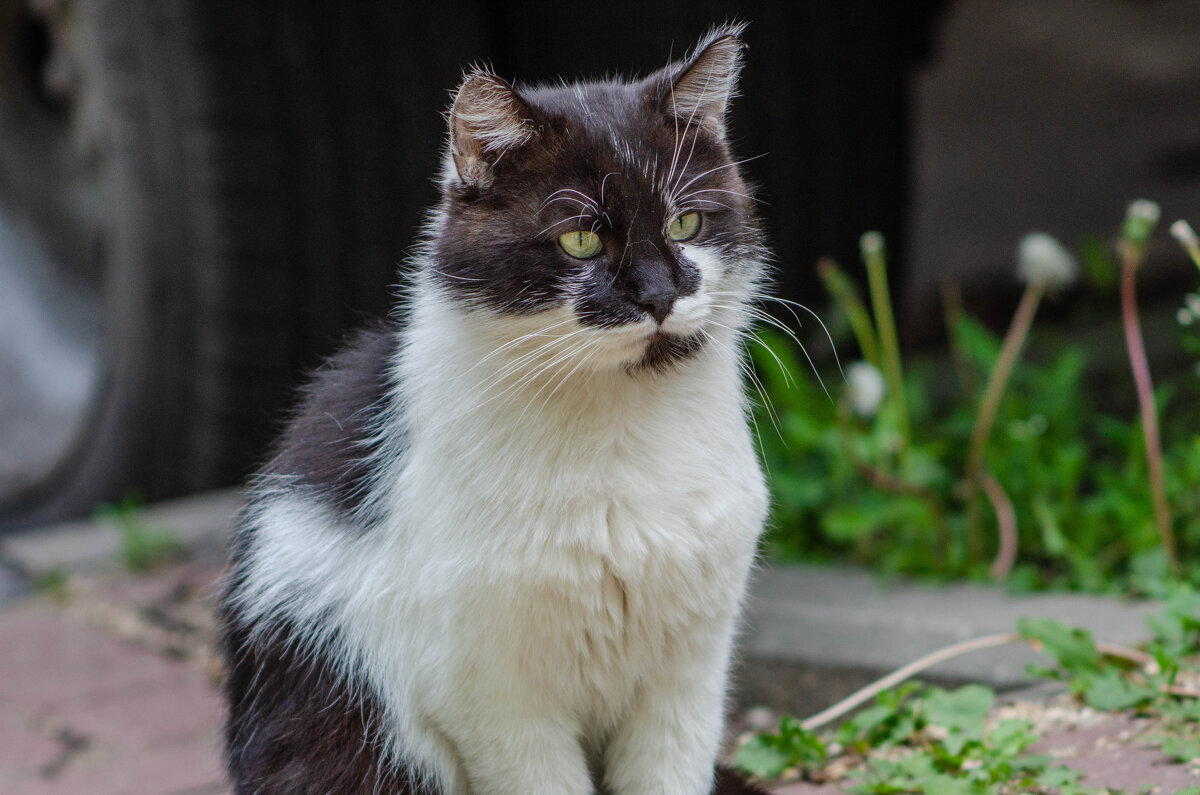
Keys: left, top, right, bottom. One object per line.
{"left": 222, "top": 24, "right": 771, "bottom": 795}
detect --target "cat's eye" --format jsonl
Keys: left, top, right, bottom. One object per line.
{"left": 558, "top": 229, "right": 603, "bottom": 259}
{"left": 667, "top": 211, "right": 701, "bottom": 242}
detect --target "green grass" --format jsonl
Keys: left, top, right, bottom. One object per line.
{"left": 94, "top": 494, "right": 181, "bottom": 572}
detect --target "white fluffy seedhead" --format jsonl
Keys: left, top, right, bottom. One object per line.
{"left": 663, "top": 22, "right": 747, "bottom": 139}
{"left": 1016, "top": 232, "right": 1077, "bottom": 291}
{"left": 449, "top": 69, "right": 536, "bottom": 187}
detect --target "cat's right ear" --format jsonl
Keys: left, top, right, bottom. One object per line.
{"left": 449, "top": 69, "right": 536, "bottom": 188}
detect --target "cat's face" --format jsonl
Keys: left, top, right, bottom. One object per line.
{"left": 430, "top": 25, "right": 764, "bottom": 373}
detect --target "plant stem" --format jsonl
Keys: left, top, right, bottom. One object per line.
{"left": 835, "top": 402, "right": 950, "bottom": 559}
{"left": 861, "top": 239, "right": 909, "bottom": 444}
{"left": 964, "top": 283, "right": 1043, "bottom": 565}
{"left": 1119, "top": 242, "right": 1177, "bottom": 572}
{"left": 983, "top": 472, "right": 1018, "bottom": 581}
{"left": 941, "top": 280, "right": 978, "bottom": 398}
{"left": 818, "top": 258, "right": 881, "bottom": 368}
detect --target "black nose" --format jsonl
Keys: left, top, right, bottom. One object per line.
{"left": 631, "top": 257, "right": 678, "bottom": 324}
{"left": 636, "top": 287, "right": 677, "bottom": 324}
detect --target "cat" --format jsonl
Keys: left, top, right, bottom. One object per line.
{"left": 221, "top": 23, "right": 771, "bottom": 795}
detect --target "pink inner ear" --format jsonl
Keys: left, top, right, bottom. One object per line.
{"left": 450, "top": 72, "right": 535, "bottom": 184}
{"left": 664, "top": 31, "right": 744, "bottom": 136}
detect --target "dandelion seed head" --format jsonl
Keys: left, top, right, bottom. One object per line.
{"left": 1179, "top": 308, "right": 1195, "bottom": 326}
{"left": 845, "top": 361, "right": 886, "bottom": 418}
{"left": 1016, "top": 232, "right": 1078, "bottom": 290}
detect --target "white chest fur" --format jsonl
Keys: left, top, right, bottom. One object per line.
{"left": 237, "top": 294, "right": 768, "bottom": 794}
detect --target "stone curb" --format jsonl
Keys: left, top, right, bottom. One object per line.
{"left": 0, "top": 489, "right": 241, "bottom": 579}
{"left": 742, "top": 564, "right": 1160, "bottom": 688}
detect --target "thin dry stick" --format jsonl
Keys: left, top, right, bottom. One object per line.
{"left": 1119, "top": 242, "right": 1177, "bottom": 571}
{"left": 983, "top": 472, "right": 1018, "bottom": 581}
{"left": 800, "top": 633, "right": 1020, "bottom": 731}
{"left": 799, "top": 634, "right": 1159, "bottom": 732}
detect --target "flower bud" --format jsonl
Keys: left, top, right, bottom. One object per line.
{"left": 1122, "top": 199, "right": 1161, "bottom": 248}
{"left": 859, "top": 231, "right": 885, "bottom": 260}
{"left": 1171, "top": 219, "right": 1199, "bottom": 248}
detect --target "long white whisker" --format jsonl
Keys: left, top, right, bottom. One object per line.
{"left": 670, "top": 153, "right": 767, "bottom": 198}
{"left": 758, "top": 296, "right": 846, "bottom": 382}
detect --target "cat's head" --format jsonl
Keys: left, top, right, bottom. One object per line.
{"left": 429, "top": 24, "right": 765, "bottom": 373}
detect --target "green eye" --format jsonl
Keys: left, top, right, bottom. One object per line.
{"left": 667, "top": 211, "right": 701, "bottom": 241}
{"left": 558, "top": 229, "right": 603, "bottom": 259}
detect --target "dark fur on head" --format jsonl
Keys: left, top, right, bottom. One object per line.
{"left": 433, "top": 23, "right": 763, "bottom": 370}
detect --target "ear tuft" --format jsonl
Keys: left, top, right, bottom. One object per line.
{"left": 449, "top": 69, "right": 535, "bottom": 186}
{"left": 662, "top": 22, "right": 747, "bottom": 139}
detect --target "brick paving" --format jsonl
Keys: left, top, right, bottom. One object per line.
{"left": 0, "top": 562, "right": 229, "bottom": 795}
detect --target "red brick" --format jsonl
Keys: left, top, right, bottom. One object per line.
{"left": 0, "top": 708, "right": 61, "bottom": 784}
{"left": 21, "top": 737, "right": 229, "bottom": 795}
{"left": 59, "top": 667, "right": 223, "bottom": 751}
{"left": 0, "top": 605, "right": 186, "bottom": 711}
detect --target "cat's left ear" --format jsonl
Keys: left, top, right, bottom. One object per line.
{"left": 649, "top": 22, "right": 747, "bottom": 140}
{"left": 449, "top": 68, "right": 536, "bottom": 188}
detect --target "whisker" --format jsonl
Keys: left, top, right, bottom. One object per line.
{"left": 669, "top": 153, "right": 768, "bottom": 198}
{"left": 758, "top": 296, "right": 846, "bottom": 382}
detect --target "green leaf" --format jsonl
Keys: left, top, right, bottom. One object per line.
{"left": 987, "top": 719, "right": 1038, "bottom": 757}
{"left": 1017, "top": 617, "right": 1100, "bottom": 672}
{"left": 952, "top": 315, "right": 1002, "bottom": 372}
{"left": 1162, "top": 735, "right": 1200, "bottom": 764}
{"left": 1083, "top": 670, "right": 1154, "bottom": 711}
{"left": 1035, "top": 765, "right": 1083, "bottom": 789}
{"left": 733, "top": 735, "right": 792, "bottom": 780}
{"left": 734, "top": 716, "right": 827, "bottom": 780}
{"left": 921, "top": 776, "right": 977, "bottom": 795}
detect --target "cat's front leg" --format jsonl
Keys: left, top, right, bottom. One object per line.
{"left": 602, "top": 636, "right": 732, "bottom": 795}
{"left": 444, "top": 707, "right": 593, "bottom": 795}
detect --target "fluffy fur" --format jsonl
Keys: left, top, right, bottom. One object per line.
{"left": 223, "top": 24, "right": 770, "bottom": 795}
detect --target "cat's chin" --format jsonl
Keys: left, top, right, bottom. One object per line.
{"left": 629, "top": 330, "right": 706, "bottom": 372}
{"left": 592, "top": 327, "right": 703, "bottom": 373}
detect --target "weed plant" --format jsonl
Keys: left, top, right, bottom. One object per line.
{"left": 755, "top": 205, "right": 1200, "bottom": 595}
{"left": 735, "top": 597, "right": 1200, "bottom": 793}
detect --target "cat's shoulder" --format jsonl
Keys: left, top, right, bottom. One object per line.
{"left": 263, "top": 320, "right": 401, "bottom": 517}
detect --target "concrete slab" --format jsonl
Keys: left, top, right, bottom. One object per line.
{"left": 743, "top": 564, "right": 1160, "bottom": 688}
{"left": 0, "top": 489, "right": 241, "bottom": 578}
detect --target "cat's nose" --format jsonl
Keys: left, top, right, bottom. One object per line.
{"left": 636, "top": 286, "right": 676, "bottom": 324}
{"left": 631, "top": 257, "right": 678, "bottom": 323}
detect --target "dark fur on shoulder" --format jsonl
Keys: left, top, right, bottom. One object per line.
{"left": 222, "top": 606, "right": 429, "bottom": 794}
{"left": 264, "top": 323, "right": 399, "bottom": 520}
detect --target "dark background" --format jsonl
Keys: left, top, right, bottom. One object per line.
{"left": 1, "top": 0, "right": 1197, "bottom": 526}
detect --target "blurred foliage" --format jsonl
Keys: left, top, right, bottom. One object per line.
{"left": 750, "top": 297, "right": 1200, "bottom": 595}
